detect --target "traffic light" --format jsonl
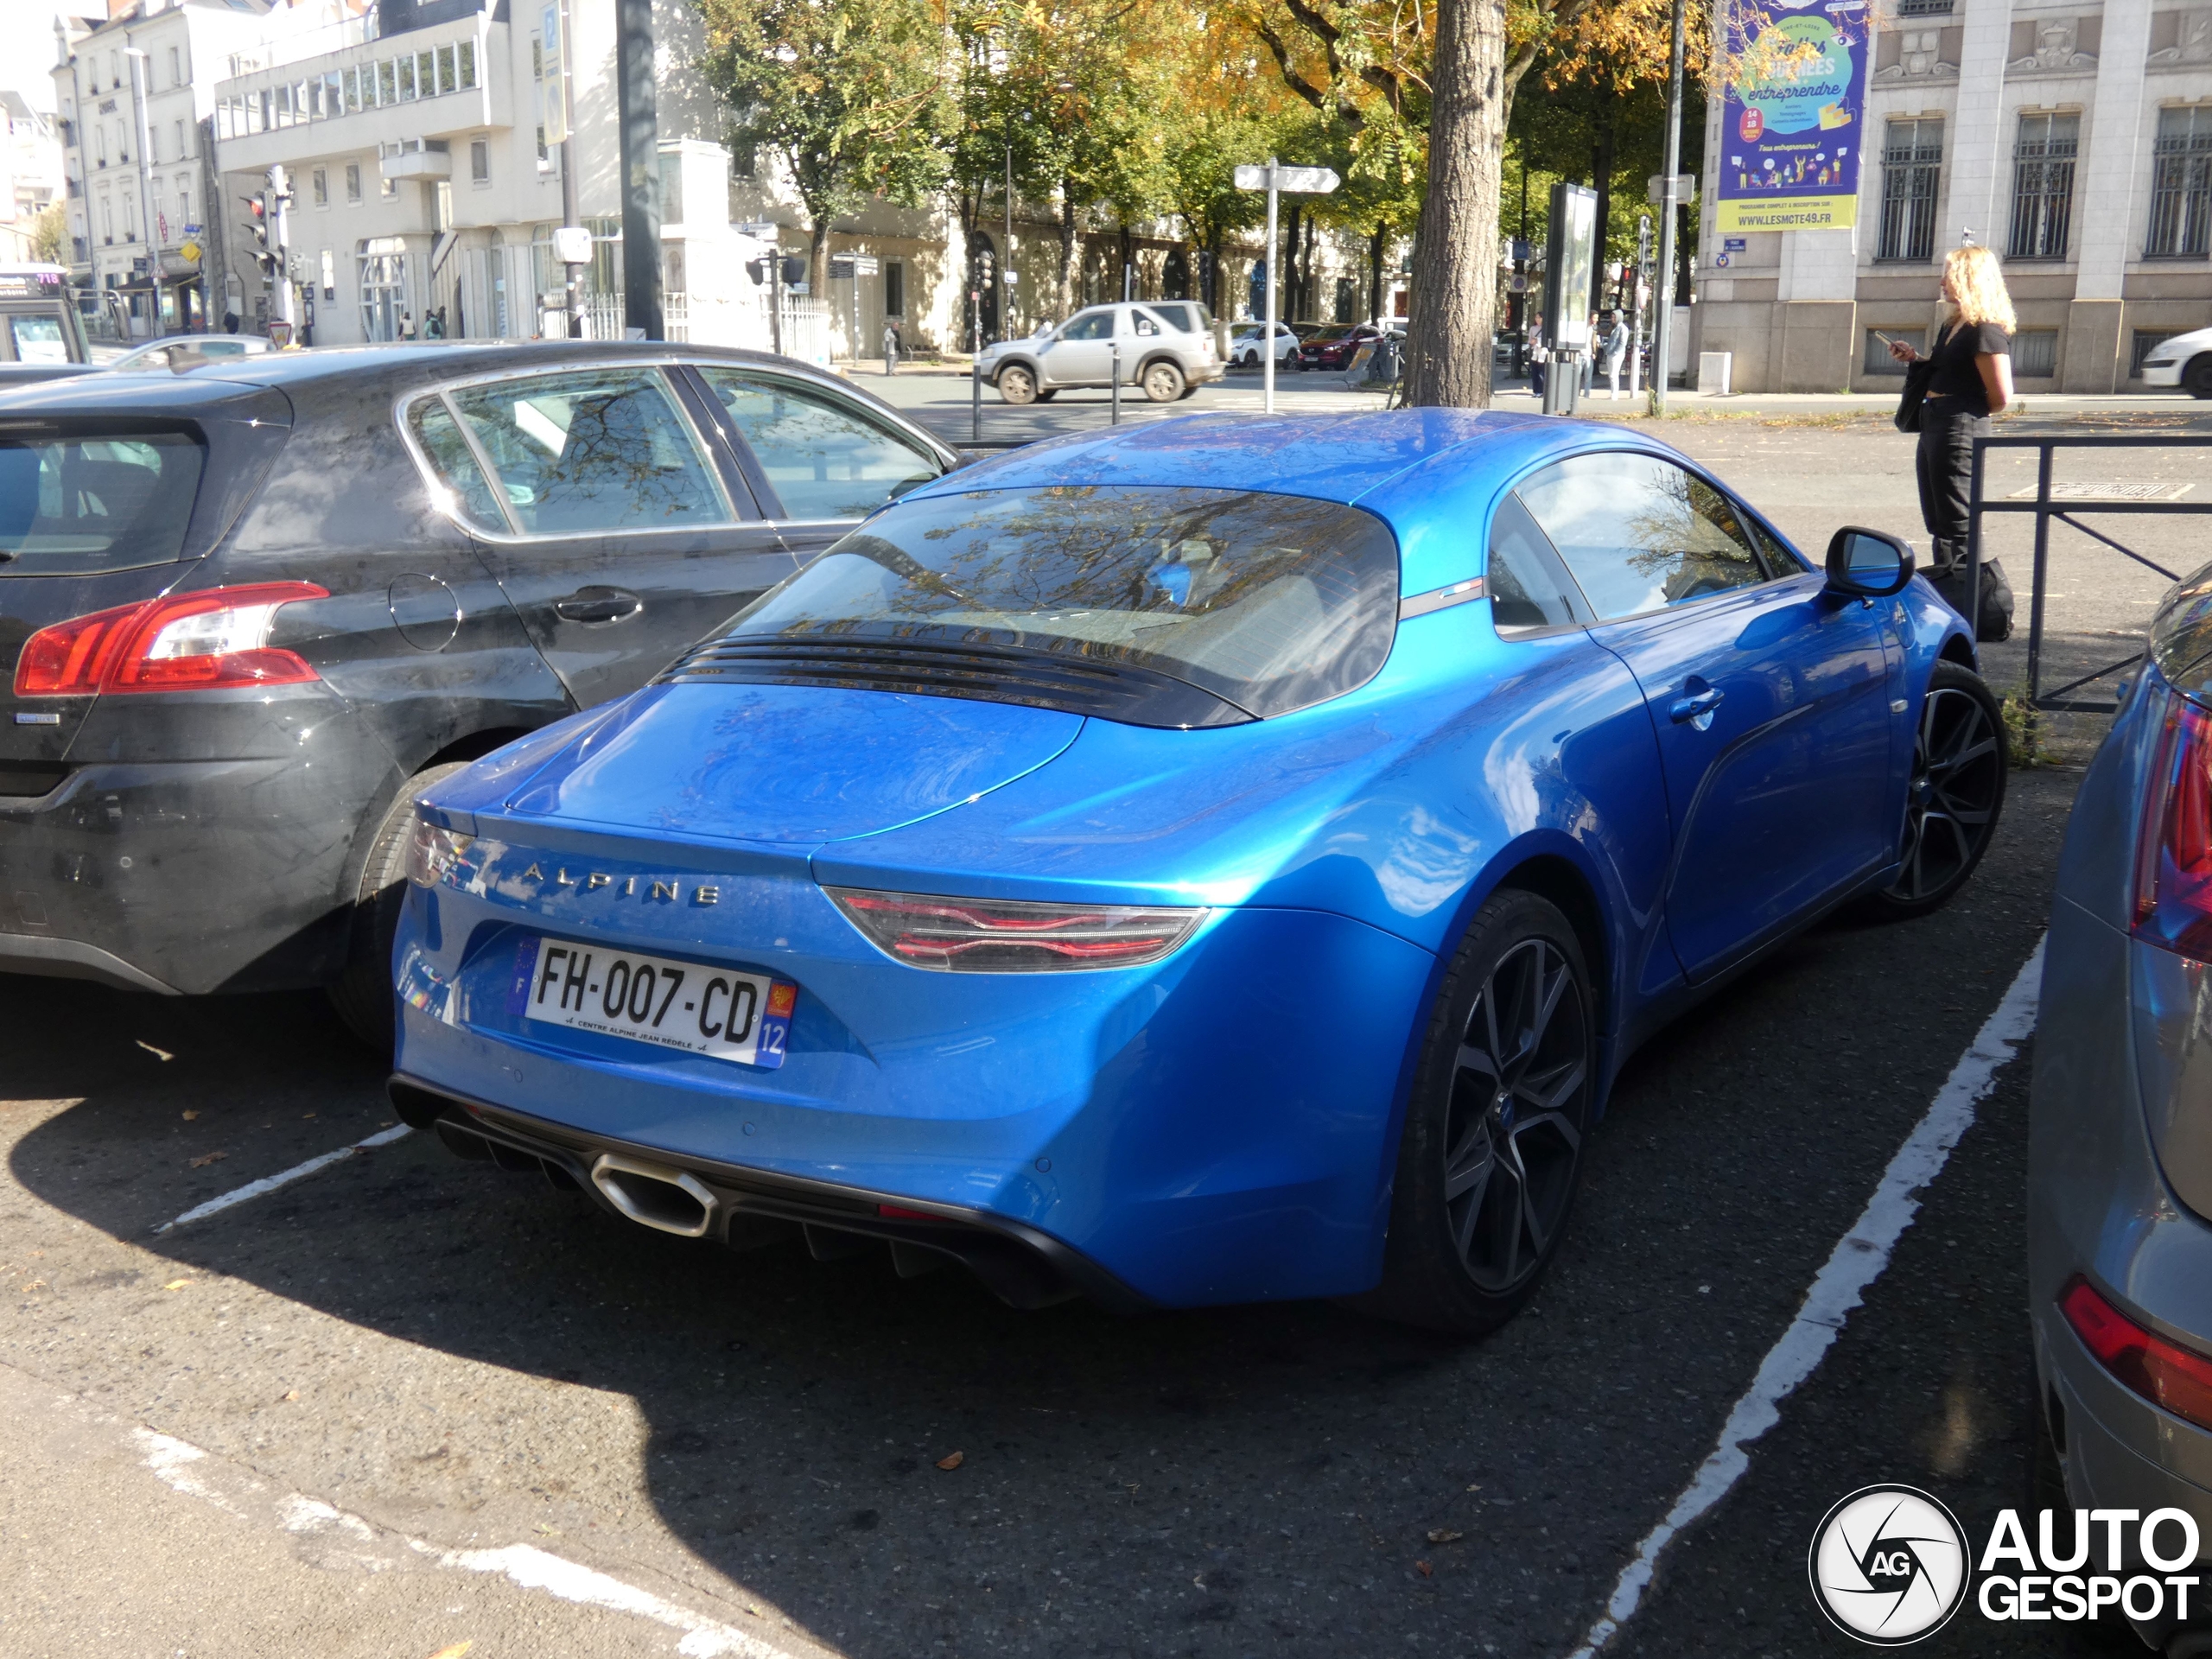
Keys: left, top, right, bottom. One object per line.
{"left": 242, "top": 193, "right": 276, "bottom": 278}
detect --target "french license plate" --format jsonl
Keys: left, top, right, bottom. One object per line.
{"left": 513, "top": 938, "right": 794, "bottom": 1068}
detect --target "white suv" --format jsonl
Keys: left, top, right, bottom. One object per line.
{"left": 976, "top": 302, "right": 1221, "bottom": 405}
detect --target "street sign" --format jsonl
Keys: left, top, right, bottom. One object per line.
{"left": 541, "top": 3, "right": 569, "bottom": 145}
{"left": 852, "top": 255, "right": 880, "bottom": 276}
{"left": 735, "top": 221, "right": 778, "bottom": 239}
{"left": 1235, "top": 158, "right": 1340, "bottom": 415}
{"left": 550, "top": 225, "right": 591, "bottom": 265}
{"left": 1234, "top": 162, "right": 1340, "bottom": 194}
{"left": 1002, "top": 270, "right": 1018, "bottom": 287}
{"left": 1723, "top": 237, "right": 1747, "bottom": 251}
{"left": 829, "top": 257, "right": 855, "bottom": 280}
{"left": 1648, "top": 173, "right": 1695, "bottom": 204}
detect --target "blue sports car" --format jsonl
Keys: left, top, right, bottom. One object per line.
{"left": 386, "top": 411, "right": 2004, "bottom": 1332}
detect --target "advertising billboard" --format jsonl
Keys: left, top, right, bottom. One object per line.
{"left": 1715, "top": 0, "right": 1870, "bottom": 233}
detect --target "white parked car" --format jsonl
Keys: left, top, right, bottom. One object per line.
{"left": 974, "top": 302, "right": 1221, "bottom": 405}
{"left": 108, "top": 335, "right": 274, "bottom": 373}
{"left": 2139, "top": 326, "right": 2212, "bottom": 397}
{"left": 1229, "top": 321, "right": 1301, "bottom": 368}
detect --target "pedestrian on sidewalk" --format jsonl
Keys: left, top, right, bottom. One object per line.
{"left": 1529, "top": 311, "right": 1548, "bottom": 401}
{"left": 1601, "top": 311, "right": 1630, "bottom": 399}
{"left": 1887, "top": 244, "right": 2017, "bottom": 640}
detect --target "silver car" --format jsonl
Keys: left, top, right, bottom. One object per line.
{"left": 2030, "top": 563, "right": 2212, "bottom": 1653}
{"left": 976, "top": 302, "right": 1221, "bottom": 406}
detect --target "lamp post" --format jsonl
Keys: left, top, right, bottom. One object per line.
{"left": 1648, "top": 0, "right": 1688, "bottom": 416}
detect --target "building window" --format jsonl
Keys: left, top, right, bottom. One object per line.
{"left": 886, "top": 261, "right": 905, "bottom": 318}
{"left": 168, "top": 45, "right": 180, "bottom": 86}
{"left": 417, "top": 50, "right": 435, "bottom": 97}
{"left": 2007, "top": 113, "right": 2078, "bottom": 259}
{"left": 470, "top": 139, "right": 489, "bottom": 184}
{"left": 312, "top": 168, "right": 327, "bottom": 207}
{"left": 2147, "top": 105, "right": 2212, "bottom": 258}
{"left": 379, "top": 59, "right": 397, "bottom": 104}
{"left": 458, "top": 40, "right": 476, "bottom": 88}
{"left": 346, "top": 162, "right": 362, "bottom": 205}
{"left": 1878, "top": 118, "right": 1943, "bottom": 262}
{"left": 174, "top": 118, "right": 185, "bottom": 160}
{"left": 437, "top": 43, "right": 456, "bottom": 94}
{"left": 2012, "top": 329, "right": 2059, "bottom": 377}
{"left": 2133, "top": 330, "right": 2182, "bottom": 377}
{"left": 94, "top": 124, "right": 105, "bottom": 166}
{"left": 397, "top": 55, "right": 416, "bottom": 101}
{"left": 99, "top": 198, "right": 111, "bottom": 242}
{"left": 176, "top": 178, "right": 190, "bottom": 224}
{"left": 321, "top": 249, "right": 336, "bottom": 301}
{"left": 380, "top": 169, "right": 397, "bottom": 201}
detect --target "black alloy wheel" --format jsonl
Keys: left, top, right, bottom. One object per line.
{"left": 1870, "top": 661, "right": 2007, "bottom": 919}
{"left": 1357, "top": 888, "right": 1596, "bottom": 1335}
{"left": 2185, "top": 355, "right": 2212, "bottom": 400}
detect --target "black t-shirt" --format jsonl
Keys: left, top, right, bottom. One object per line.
{"left": 1924, "top": 320, "right": 2011, "bottom": 416}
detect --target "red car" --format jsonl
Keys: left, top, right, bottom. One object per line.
{"left": 1297, "top": 323, "right": 1386, "bottom": 371}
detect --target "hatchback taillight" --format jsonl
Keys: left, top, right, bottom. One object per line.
{"left": 2133, "top": 691, "right": 2212, "bottom": 960}
{"left": 2060, "top": 1275, "right": 2212, "bottom": 1433}
{"left": 827, "top": 887, "right": 1204, "bottom": 973}
{"left": 13, "top": 582, "right": 327, "bottom": 697}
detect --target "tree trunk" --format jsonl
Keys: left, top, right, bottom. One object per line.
{"left": 1058, "top": 181, "right": 1081, "bottom": 318}
{"left": 1370, "top": 223, "right": 1385, "bottom": 323}
{"left": 1589, "top": 100, "right": 1615, "bottom": 319}
{"left": 1282, "top": 200, "right": 1302, "bottom": 321}
{"left": 1404, "top": 0, "right": 1507, "bottom": 408}
{"left": 808, "top": 219, "right": 831, "bottom": 300}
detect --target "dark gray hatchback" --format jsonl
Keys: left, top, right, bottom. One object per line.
{"left": 0, "top": 341, "right": 957, "bottom": 1042}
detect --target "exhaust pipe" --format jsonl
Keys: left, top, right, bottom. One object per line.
{"left": 590, "top": 1154, "right": 719, "bottom": 1238}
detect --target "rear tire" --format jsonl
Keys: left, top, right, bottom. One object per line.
{"left": 997, "top": 365, "right": 1038, "bottom": 405}
{"left": 2185, "top": 356, "right": 2212, "bottom": 399}
{"left": 1141, "top": 360, "right": 1185, "bottom": 403}
{"left": 327, "top": 762, "right": 466, "bottom": 1054}
{"left": 1866, "top": 662, "right": 2007, "bottom": 920}
{"left": 1354, "top": 889, "right": 1596, "bottom": 1337}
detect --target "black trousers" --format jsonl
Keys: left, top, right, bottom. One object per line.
{"left": 1914, "top": 402, "right": 1990, "bottom": 571}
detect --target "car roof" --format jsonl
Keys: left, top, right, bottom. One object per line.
{"left": 911, "top": 409, "right": 1603, "bottom": 510}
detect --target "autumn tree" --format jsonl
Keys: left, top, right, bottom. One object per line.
{"left": 695, "top": 0, "right": 956, "bottom": 292}
{"left": 29, "top": 204, "right": 67, "bottom": 268}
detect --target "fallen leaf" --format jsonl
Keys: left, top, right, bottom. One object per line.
{"left": 181, "top": 1109, "right": 200, "bottom": 1121}
{"left": 534, "top": 1523, "right": 561, "bottom": 1537}
{"left": 744, "top": 1605, "right": 763, "bottom": 1618}
{"left": 425, "top": 1644, "right": 474, "bottom": 1659}
{"left": 283, "top": 1389, "right": 300, "bottom": 1402}
{"left": 162, "top": 1279, "right": 191, "bottom": 1291}
{"left": 1427, "top": 1529, "right": 1464, "bottom": 1545}
{"left": 1465, "top": 1483, "right": 1482, "bottom": 1492}
{"left": 302, "top": 1112, "right": 316, "bottom": 1120}
{"left": 188, "top": 1150, "right": 226, "bottom": 1168}
{"left": 22, "top": 1280, "right": 46, "bottom": 1294}
{"left": 935, "top": 1451, "right": 964, "bottom": 1471}
{"left": 1415, "top": 1560, "right": 1433, "bottom": 1578}
{"left": 137, "top": 1041, "right": 175, "bottom": 1061}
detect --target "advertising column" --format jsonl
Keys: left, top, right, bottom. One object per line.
{"left": 1715, "top": 0, "right": 1871, "bottom": 235}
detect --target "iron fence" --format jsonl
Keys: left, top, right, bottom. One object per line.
{"left": 1967, "top": 432, "right": 2212, "bottom": 712}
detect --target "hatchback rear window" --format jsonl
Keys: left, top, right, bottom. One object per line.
{"left": 727, "top": 485, "right": 1400, "bottom": 719}
{"left": 0, "top": 430, "right": 206, "bottom": 574}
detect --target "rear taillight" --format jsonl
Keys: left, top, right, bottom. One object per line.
{"left": 826, "top": 887, "right": 1205, "bottom": 973}
{"left": 13, "top": 582, "right": 327, "bottom": 697}
{"left": 2132, "top": 691, "right": 2212, "bottom": 960}
{"left": 2060, "top": 1275, "right": 2212, "bottom": 1432}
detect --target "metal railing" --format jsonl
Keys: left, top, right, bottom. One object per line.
{"left": 1968, "top": 433, "right": 2212, "bottom": 712}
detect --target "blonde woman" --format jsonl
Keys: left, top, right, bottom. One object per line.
{"left": 1887, "top": 245, "right": 2017, "bottom": 638}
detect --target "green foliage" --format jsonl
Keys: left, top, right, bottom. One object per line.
{"left": 695, "top": 0, "right": 954, "bottom": 271}
{"left": 29, "top": 204, "right": 67, "bottom": 268}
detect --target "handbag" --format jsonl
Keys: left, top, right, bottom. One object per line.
{"left": 1894, "top": 358, "right": 1935, "bottom": 433}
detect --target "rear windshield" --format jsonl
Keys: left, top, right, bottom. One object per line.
{"left": 0, "top": 431, "right": 206, "bottom": 574}
{"left": 725, "top": 484, "right": 1400, "bottom": 719}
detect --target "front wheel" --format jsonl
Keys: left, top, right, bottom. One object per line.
{"left": 2184, "top": 355, "right": 2212, "bottom": 400}
{"left": 327, "top": 761, "right": 467, "bottom": 1052}
{"left": 1867, "top": 662, "right": 2007, "bottom": 919}
{"left": 1355, "top": 889, "right": 1596, "bottom": 1336}
{"left": 997, "top": 365, "right": 1038, "bottom": 405}
{"left": 1141, "top": 359, "right": 1185, "bottom": 403}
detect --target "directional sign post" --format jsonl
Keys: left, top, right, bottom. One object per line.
{"left": 1235, "top": 159, "right": 1339, "bottom": 414}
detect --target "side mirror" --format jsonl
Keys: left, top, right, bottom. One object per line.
{"left": 1824, "top": 526, "right": 1916, "bottom": 599}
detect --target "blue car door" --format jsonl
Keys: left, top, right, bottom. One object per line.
{"left": 1515, "top": 450, "right": 1897, "bottom": 981}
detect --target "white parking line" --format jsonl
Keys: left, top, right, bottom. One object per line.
{"left": 1564, "top": 936, "right": 2047, "bottom": 1658}
{"left": 153, "top": 1123, "right": 413, "bottom": 1235}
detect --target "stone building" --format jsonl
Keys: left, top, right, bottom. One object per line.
{"left": 1694, "top": 0, "right": 2212, "bottom": 392}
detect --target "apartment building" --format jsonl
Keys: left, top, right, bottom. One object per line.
{"left": 1696, "top": 0, "right": 2212, "bottom": 393}
{"left": 51, "top": 0, "right": 276, "bottom": 338}
{"left": 0, "top": 91, "right": 66, "bottom": 263}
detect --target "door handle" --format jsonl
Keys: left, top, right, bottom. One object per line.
{"left": 553, "top": 587, "right": 641, "bottom": 624}
{"left": 1669, "top": 684, "right": 1725, "bottom": 728}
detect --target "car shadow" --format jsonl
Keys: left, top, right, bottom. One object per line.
{"left": 2, "top": 770, "right": 2081, "bottom": 1656}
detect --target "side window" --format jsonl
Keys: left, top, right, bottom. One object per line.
{"left": 407, "top": 396, "right": 506, "bottom": 533}
{"left": 446, "top": 368, "right": 725, "bottom": 535}
{"left": 1486, "top": 493, "right": 1584, "bottom": 634}
{"left": 1134, "top": 310, "right": 1162, "bottom": 337}
{"left": 1059, "top": 312, "right": 1113, "bottom": 341}
{"left": 1515, "top": 452, "right": 1767, "bottom": 620}
{"left": 1745, "top": 513, "right": 1805, "bottom": 577}
{"left": 696, "top": 368, "right": 942, "bottom": 521}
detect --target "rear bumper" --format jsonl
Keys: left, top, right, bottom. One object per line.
{"left": 0, "top": 690, "right": 398, "bottom": 994}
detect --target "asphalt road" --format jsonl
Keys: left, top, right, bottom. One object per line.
{"left": 0, "top": 759, "right": 2126, "bottom": 1658}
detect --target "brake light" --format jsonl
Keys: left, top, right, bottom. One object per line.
{"left": 826, "top": 887, "right": 1204, "bottom": 973}
{"left": 2060, "top": 1276, "right": 2212, "bottom": 1432}
{"left": 13, "top": 582, "right": 327, "bottom": 697}
{"left": 2132, "top": 692, "right": 2212, "bottom": 960}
